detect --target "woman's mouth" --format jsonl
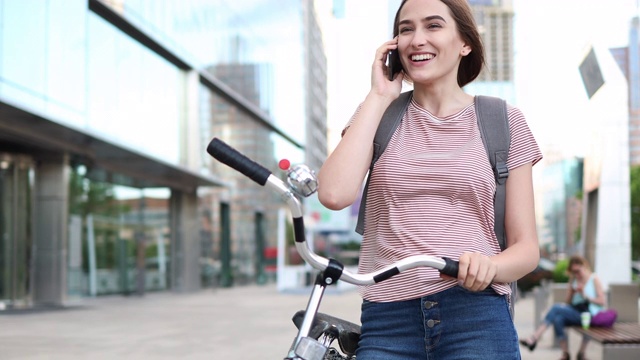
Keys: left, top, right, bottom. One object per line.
{"left": 411, "top": 54, "right": 435, "bottom": 62}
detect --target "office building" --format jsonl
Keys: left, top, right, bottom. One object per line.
{"left": 469, "top": 0, "right": 514, "bottom": 82}
{"left": 0, "top": 0, "right": 327, "bottom": 309}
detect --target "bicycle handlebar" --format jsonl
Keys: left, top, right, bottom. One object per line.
{"left": 206, "top": 137, "right": 459, "bottom": 285}
{"left": 207, "top": 137, "right": 272, "bottom": 186}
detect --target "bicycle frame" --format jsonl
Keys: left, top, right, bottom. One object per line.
{"left": 207, "top": 137, "right": 459, "bottom": 360}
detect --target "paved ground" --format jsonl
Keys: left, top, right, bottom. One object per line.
{"left": 0, "top": 285, "right": 602, "bottom": 359}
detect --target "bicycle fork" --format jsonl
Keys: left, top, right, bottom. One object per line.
{"left": 285, "top": 259, "right": 345, "bottom": 360}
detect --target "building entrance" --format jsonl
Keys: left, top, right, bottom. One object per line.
{"left": 0, "top": 154, "right": 34, "bottom": 309}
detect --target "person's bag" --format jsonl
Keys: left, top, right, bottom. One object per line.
{"left": 590, "top": 309, "right": 618, "bottom": 328}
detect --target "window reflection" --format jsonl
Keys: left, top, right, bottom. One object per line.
{"left": 68, "top": 165, "right": 171, "bottom": 296}
{"left": 97, "top": 0, "right": 306, "bottom": 144}
{"left": 86, "top": 13, "right": 181, "bottom": 164}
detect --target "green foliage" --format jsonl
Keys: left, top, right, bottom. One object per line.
{"left": 68, "top": 167, "right": 131, "bottom": 217}
{"left": 631, "top": 166, "right": 640, "bottom": 260}
{"left": 341, "top": 240, "right": 361, "bottom": 251}
{"left": 553, "top": 259, "right": 570, "bottom": 283}
{"left": 68, "top": 166, "right": 139, "bottom": 272}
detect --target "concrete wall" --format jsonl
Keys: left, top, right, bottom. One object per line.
{"left": 580, "top": 43, "right": 632, "bottom": 289}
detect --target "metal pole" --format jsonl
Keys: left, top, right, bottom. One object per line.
{"left": 220, "top": 202, "right": 233, "bottom": 287}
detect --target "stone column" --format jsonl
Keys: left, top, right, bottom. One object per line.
{"left": 33, "top": 154, "right": 69, "bottom": 306}
{"left": 170, "top": 190, "right": 200, "bottom": 292}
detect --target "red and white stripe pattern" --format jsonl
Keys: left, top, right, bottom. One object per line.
{"left": 357, "top": 98, "right": 542, "bottom": 302}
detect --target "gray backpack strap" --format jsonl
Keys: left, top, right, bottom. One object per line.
{"left": 475, "top": 95, "right": 515, "bottom": 315}
{"left": 355, "top": 91, "right": 413, "bottom": 235}
{"left": 475, "top": 95, "right": 510, "bottom": 251}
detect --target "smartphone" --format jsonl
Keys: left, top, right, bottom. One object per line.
{"left": 387, "top": 50, "right": 403, "bottom": 81}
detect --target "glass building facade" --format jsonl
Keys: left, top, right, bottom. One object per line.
{"left": 0, "top": 0, "right": 327, "bottom": 309}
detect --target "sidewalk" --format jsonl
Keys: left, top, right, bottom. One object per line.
{"left": 0, "top": 285, "right": 601, "bottom": 359}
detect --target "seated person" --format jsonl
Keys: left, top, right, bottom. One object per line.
{"left": 519, "top": 255, "right": 605, "bottom": 360}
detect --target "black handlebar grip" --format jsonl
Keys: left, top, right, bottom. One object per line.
{"left": 206, "top": 137, "right": 272, "bottom": 186}
{"left": 440, "top": 257, "right": 459, "bottom": 278}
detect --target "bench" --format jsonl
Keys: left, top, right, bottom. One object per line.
{"left": 572, "top": 323, "right": 640, "bottom": 359}
{"left": 570, "top": 283, "right": 640, "bottom": 359}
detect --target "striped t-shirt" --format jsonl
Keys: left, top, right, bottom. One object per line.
{"left": 354, "top": 97, "right": 542, "bottom": 302}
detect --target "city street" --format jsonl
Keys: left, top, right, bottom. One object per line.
{"left": 0, "top": 285, "right": 602, "bottom": 359}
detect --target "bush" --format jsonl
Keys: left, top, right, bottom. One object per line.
{"left": 553, "top": 259, "right": 570, "bottom": 283}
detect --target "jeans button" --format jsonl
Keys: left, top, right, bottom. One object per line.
{"left": 424, "top": 301, "right": 437, "bottom": 309}
{"left": 426, "top": 319, "right": 440, "bottom": 328}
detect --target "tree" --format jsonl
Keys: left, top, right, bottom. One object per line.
{"left": 631, "top": 165, "right": 640, "bottom": 260}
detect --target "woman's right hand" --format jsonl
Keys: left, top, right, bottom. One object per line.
{"left": 371, "top": 38, "right": 404, "bottom": 100}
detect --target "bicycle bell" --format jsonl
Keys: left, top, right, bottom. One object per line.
{"left": 279, "top": 159, "right": 318, "bottom": 197}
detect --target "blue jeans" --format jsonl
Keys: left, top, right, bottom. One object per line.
{"left": 543, "top": 303, "right": 581, "bottom": 341}
{"left": 356, "top": 286, "right": 520, "bottom": 359}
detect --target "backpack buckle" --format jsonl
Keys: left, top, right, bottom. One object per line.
{"left": 495, "top": 162, "right": 509, "bottom": 184}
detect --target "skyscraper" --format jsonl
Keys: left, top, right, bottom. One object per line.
{"left": 469, "top": 0, "right": 514, "bottom": 82}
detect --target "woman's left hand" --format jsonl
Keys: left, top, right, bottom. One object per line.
{"left": 457, "top": 252, "right": 498, "bottom": 291}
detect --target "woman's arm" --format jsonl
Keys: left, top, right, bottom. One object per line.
{"left": 565, "top": 281, "right": 576, "bottom": 304}
{"left": 318, "top": 39, "right": 403, "bottom": 210}
{"left": 457, "top": 163, "right": 540, "bottom": 290}
{"left": 491, "top": 162, "right": 540, "bottom": 283}
{"left": 317, "top": 93, "right": 394, "bottom": 209}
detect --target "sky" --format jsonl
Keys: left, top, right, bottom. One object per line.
{"left": 318, "top": 0, "right": 640, "bottom": 158}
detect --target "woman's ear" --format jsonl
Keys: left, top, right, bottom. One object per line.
{"left": 461, "top": 45, "right": 472, "bottom": 56}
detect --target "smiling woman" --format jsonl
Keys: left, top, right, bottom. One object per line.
{"left": 317, "top": 0, "right": 542, "bottom": 359}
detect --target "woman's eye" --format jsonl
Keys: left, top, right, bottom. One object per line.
{"left": 427, "top": 23, "right": 442, "bottom": 29}
{"left": 399, "top": 27, "right": 413, "bottom": 33}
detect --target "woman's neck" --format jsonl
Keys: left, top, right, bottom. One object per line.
{"left": 411, "top": 85, "right": 474, "bottom": 118}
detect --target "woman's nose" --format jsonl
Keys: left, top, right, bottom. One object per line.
{"left": 410, "top": 32, "right": 428, "bottom": 48}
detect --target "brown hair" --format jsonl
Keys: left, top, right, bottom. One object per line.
{"left": 392, "top": 0, "right": 485, "bottom": 87}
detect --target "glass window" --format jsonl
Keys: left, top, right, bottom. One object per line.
{"left": 0, "top": 1, "right": 47, "bottom": 107}
{"left": 99, "top": 0, "right": 306, "bottom": 145}
{"left": 45, "top": 0, "right": 87, "bottom": 125}
{"left": 86, "top": 13, "right": 182, "bottom": 164}
{"left": 68, "top": 164, "right": 171, "bottom": 297}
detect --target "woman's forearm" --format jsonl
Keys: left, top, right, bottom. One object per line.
{"left": 317, "top": 92, "right": 396, "bottom": 210}
{"left": 492, "top": 238, "right": 540, "bottom": 283}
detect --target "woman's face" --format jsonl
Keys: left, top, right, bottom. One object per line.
{"left": 396, "top": 0, "right": 470, "bottom": 86}
{"left": 570, "top": 264, "right": 586, "bottom": 279}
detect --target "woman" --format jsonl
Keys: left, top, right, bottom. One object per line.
{"left": 318, "top": 0, "right": 542, "bottom": 358}
{"left": 519, "top": 255, "right": 606, "bottom": 360}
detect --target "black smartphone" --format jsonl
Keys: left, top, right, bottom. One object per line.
{"left": 387, "top": 50, "right": 403, "bottom": 81}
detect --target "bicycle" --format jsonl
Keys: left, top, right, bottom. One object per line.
{"left": 207, "top": 137, "right": 459, "bottom": 360}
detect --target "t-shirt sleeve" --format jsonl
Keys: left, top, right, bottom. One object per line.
{"left": 506, "top": 106, "right": 543, "bottom": 169}
{"left": 341, "top": 104, "right": 363, "bottom": 137}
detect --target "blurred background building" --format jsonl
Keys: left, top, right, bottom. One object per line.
{"left": 612, "top": 16, "right": 640, "bottom": 168}
{"left": 0, "top": 0, "right": 327, "bottom": 309}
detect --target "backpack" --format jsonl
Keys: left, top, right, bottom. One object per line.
{"left": 354, "top": 90, "right": 517, "bottom": 314}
